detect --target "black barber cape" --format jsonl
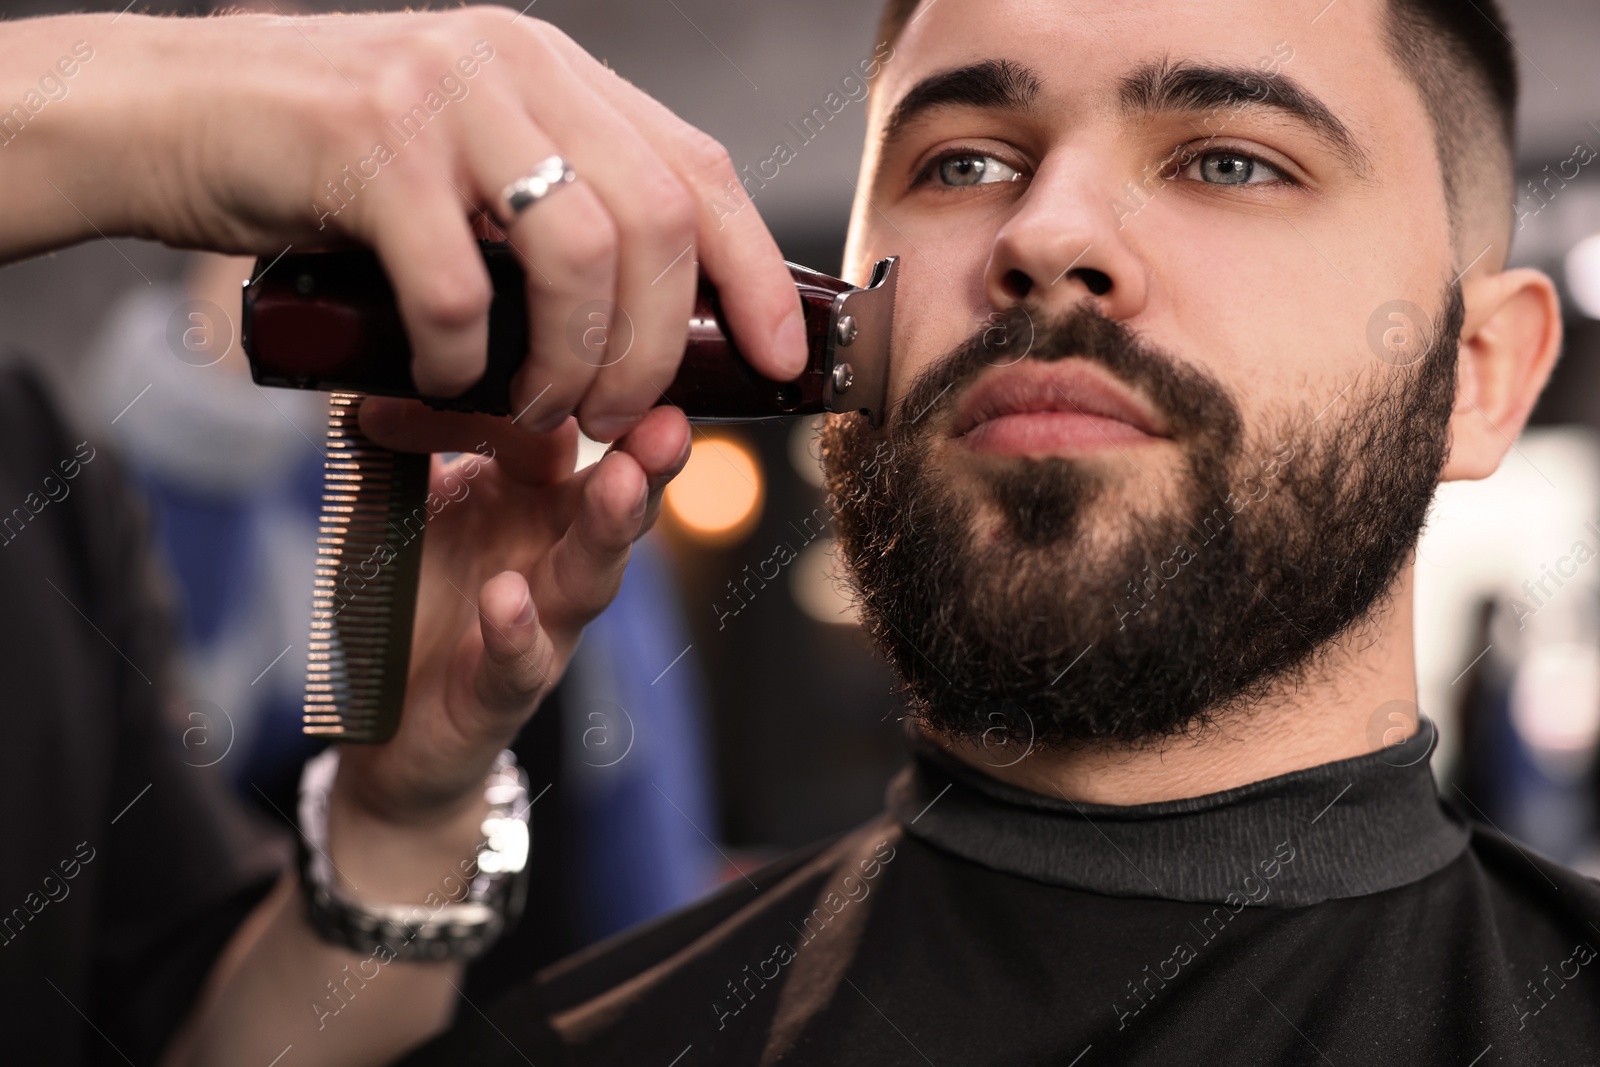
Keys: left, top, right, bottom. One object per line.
{"left": 409, "top": 718, "right": 1600, "bottom": 1066}
{"left": 0, "top": 363, "right": 283, "bottom": 1064}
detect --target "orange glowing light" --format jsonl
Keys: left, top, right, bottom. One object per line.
{"left": 663, "top": 434, "right": 764, "bottom": 542}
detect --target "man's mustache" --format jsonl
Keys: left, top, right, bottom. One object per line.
{"left": 892, "top": 304, "right": 1240, "bottom": 450}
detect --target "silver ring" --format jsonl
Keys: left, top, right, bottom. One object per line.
{"left": 499, "top": 155, "right": 577, "bottom": 223}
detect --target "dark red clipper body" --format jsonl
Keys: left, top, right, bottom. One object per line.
{"left": 244, "top": 243, "right": 895, "bottom": 425}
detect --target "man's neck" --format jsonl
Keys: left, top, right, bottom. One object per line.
{"left": 933, "top": 569, "right": 1421, "bottom": 806}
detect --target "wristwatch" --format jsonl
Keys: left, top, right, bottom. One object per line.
{"left": 296, "top": 746, "right": 532, "bottom": 961}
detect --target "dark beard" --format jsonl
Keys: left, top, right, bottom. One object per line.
{"left": 820, "top": 291, "right": 1462, "bottom": 750}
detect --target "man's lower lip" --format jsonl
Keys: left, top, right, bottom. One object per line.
{"left": 956, "top": 411, "right": 1159, "bottom": 454}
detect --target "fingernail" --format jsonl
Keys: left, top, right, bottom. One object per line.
{"left": 774, "top": 308, "right": 808, "bottom": 377}
{"left": 524, "top": 411, "right": 569, "bottom": 434}
{"left": 588, "top": 414, "right": 643, "bottom": 442}
{"left": 648, "top": 436, "right": 694, "bottom": 493}
{"left": 513, "top": 589, "right": 535, "bottom": 627}
{"left": 630, "top": 478, "right": 649, "bottom": 519}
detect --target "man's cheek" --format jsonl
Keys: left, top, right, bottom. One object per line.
{"left": 885, "top": 319, "right": 964, "bottom": 422}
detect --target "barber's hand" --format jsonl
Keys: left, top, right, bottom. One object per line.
{"left": 329, "top": 400, "right": 689, "bottom": 837}
{"left": 76, "top": 8, "right": 806, "bottom": 438}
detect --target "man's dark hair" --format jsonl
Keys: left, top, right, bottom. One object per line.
{"left": 874, "top": 0, "right": 1519, "bottom": 257}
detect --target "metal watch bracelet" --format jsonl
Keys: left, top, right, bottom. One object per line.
{"left": 296, "top": 747, "right": 531, "bottom": 962}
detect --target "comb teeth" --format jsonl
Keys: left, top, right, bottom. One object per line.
{"left": 303, "top": 393, "right": 431, "bottom": 744}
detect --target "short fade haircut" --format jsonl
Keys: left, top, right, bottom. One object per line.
{"left": 874, "top": 0, "right": 1520, "bottom": 261}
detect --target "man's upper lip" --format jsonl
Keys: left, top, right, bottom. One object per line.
{"left": 949, "top": 361, "right": 1171, "bottom": 439}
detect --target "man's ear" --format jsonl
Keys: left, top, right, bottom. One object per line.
{"left": 1441, "top": 267, "right": 1564, "bottom": 482}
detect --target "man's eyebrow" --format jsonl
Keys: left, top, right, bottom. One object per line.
{"left": 881, "top": 59, "right": 1041, "bottom": 149}
{"left": 1119, "top": 60, "right": 1371, "bottom": 176}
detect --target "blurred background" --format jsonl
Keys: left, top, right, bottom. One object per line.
{"left": 2, "top": 0, "right": 1598, "bottom": 978}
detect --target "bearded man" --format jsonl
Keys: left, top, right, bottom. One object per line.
{"left": 1, "top": 0, "right": 1593, "bottom": 1063}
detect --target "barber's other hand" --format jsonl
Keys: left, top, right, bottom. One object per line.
{"left": 49, "top": 8, "right": 806, "bottom": 438}
{"left": 330, "top": 400, "right": 689, "bottom": 838}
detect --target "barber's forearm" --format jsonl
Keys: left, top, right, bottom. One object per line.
{"left": 0, "top": 11, "right": 341, "bottom": 265}
{"left": 164, "top": 790, "right": 493, "bottom": 1067}
{"left": 0, "top": 14, "right": 159, "bottom": 263}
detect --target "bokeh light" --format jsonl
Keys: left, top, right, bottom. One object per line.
{"left": 1510, "top": 642, "right": 1600, "bottom": 780}
{"left": 1564, "top": 232, "right": 1600, "bottom": 319}
{"left": 664, "top": 433, "right": 764, "bottom": 543}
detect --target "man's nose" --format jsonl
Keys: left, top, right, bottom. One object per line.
{"left": 982, "top": 149, "right": 1152, "bottom": 322}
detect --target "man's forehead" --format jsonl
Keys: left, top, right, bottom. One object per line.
{"left": 877, "top": 0, "right": 1399, "bottom": 127}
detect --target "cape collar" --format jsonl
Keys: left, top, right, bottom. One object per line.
{"left": 887, "top": 717, "right": 1469, "bottom": 906}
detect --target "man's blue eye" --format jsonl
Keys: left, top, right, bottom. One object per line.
{"left": 1183, "top": 150, "right": 1284, "bottom": 185}
{"left": 1205, "top": 153, "right": 1254, "bottom": 183}
{"left": 935, "top": 153, "right": 1022, "bottom": 187}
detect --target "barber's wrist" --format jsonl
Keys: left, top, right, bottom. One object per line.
{"left": 300, "top": 748, "right": 531, "bottom": 961}
{"left": 324, "top": 769, "right": 492, "bottom": 907}
{"left": 10, "top": 15, "right": 210, "bottom": 244}
{"left": 87, "top": 15, "right": 241, "bottom": 246}
{"left": 14, "top": 14, "right": 272, "bottom": 250}
{"left": 0, "top": 16, "right": 132, "bottom": 255}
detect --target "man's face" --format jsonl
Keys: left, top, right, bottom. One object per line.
{"left": 823, "top": 0, "right": 1466, "bottom": 747}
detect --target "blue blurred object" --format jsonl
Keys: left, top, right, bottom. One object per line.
{"left": 560, "top": 532, "right": 723, "bottom": 940}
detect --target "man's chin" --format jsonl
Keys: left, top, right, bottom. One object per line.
{"left": 943, "top": 463, "right": 1183, "bottom": 557}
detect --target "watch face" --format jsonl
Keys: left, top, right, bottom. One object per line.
{"left": 479, "top": 815, "right": 531, "bottom": 876}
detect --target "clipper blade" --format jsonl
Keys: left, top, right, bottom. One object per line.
{"left": 303, "top": 393, "right": 430, "bottom": 744}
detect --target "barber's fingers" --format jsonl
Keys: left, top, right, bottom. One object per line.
{"left": 494, "top": 40, "right": 698, "bottom": 443}
{"left": 357, "top": 172, "right": 493, "bottom": 398}
{"left": 472, "top": 570, "right": 557, "bottom": 722}
{"left": 532, "top": 406, "right": 691, "bottom": 627}
{"left": 321, "top": 17, "right": 797, "bottom": 432}
{"left": 459, "top": 96, "right": 614, "bottom": 432}
{"left": 527, "top": 23, "right": 807, "bottom": 383}
{"left": 533, "top": 452, "right": 645, "bottom": 629}
{"left": 606, "top": 405, "right": 692, "bottom": 536}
